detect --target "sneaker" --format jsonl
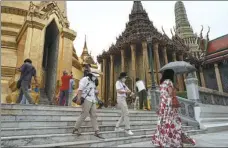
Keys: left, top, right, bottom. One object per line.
{"left": 125, "top": 130, "right": 134, "bottom": 135}
{"left": 72, "top": 128, "right": 81, "bottom": 136}
{"left": 115, "top": 127, "right": 124, "bottom": 132}
{"left": 94, "top": 131, "right": 105, "bottom": 139}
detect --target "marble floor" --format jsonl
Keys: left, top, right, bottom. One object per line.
{"left": 118, "top": 130, "right": 228, "bottom": 147}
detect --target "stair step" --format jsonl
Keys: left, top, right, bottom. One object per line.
{"left": 1, "top": 125, "right": 197, "bottom": 137}
{"left": 1, "top": 129, "right": 204, "bottom": 147}
{"left": 21, "top": 135, "right": 151, "bottom": 147}
{"left": 1, "top": 104, "right": 154, "bottom": 114}
{"left": 1, "top": 119, "right": 157, "bottom": 128}
{"left": 1, "top": 114, "right": 157, "bottom": 121}
{"left": 1, "top": 110, "right": 156, "bottom": 117}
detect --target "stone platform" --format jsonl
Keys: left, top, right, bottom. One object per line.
{"left": 1, "top": 104, "right": 205, "bottom": 147}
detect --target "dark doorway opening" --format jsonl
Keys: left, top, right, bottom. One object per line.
{"left": 41, "top": 20, "right": 59, "bottom": 104}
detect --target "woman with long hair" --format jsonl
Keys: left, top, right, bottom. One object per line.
{"left": 152, "top": 69, "right": 195, "bottom": 147}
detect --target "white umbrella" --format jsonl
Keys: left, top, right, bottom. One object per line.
{"left": 159, "top": 61, "right": 197, "bottom": 74}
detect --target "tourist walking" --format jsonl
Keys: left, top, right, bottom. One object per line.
{"left": 16, "top": 58, "right": 38, "bottom": 104}
{"left": 115, "top": 72, "right": 134, "bottom": 135}
{"left": 152, "top": 69, "right": 195, "bottom": 147}
{"left": 59, "top": 70, "right": 73, "bottom": 106}
{"left": 72, "top": 72, "right": 104, "bottom": 139}
{"left": 68, "top": 78, "right": 75, "bottom": 106}
{"left": 135, "top": 78, "right": 149, "bottom": 110}
{"left": 83, "top": 63, "right": 91, "bottom": 77}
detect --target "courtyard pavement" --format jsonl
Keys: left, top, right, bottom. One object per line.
{"left": 118, "top": 131, "right": 228, "bottom": 147}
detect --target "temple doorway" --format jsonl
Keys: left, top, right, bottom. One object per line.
{"left": 41, "top": 20, "right": 59, "bottom": 104}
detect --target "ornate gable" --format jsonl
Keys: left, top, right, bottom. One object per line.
{"left": 27, "top": 1, "right": 69, "bottom": 28}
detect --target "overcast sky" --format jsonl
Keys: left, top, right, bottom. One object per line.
{"left": 66, "top": 1, "right": 228, "bottom": 62}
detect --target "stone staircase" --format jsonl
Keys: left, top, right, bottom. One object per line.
{"left": 1, "top": 104, "right": 205, "bottom": 147}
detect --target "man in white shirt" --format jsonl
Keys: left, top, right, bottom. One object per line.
{"left": 135, "top": 78, "right": 149, "bottom": 110}
{"left": 72, "top": 72, "right": 104, "bottom": 139}
{"left": 115, "top": 72, "right": 134, "bottom": 135}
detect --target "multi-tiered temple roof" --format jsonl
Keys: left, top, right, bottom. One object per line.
{"left": 97, "top": 1, "right": 193, "bottom": 63}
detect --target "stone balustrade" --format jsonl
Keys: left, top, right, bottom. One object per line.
{"left": 177, "top": 96, "right": 199, "bottom": 126}
{"left": 199, "top": 87, "right": 228, "bottom": 106}
{"left": 150, "top": 90, "right": 199, "bottom": 126}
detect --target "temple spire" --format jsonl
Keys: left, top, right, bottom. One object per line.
{"left": 174, "top": 1, "right": 194, "bottom": 38}
{"left": 81, "top": 35, "right": 89, "bottom": 59}
{"left": 83, "top": 35, "right": 88, "bottom": 51}
{"left": 131, "top": 1, "right": 144, "bottom": 14}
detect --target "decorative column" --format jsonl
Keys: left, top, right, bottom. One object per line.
{"left": 199, "top": 66, "right": 206, "bottom": 87}
{"left": 162, "top": 46, "right": 168, "bottom": 64}
{"left": 147, "top": 36, "right": 157, "bottom": 111}
{"left": 109, "top": 55, "right": 114, "bottom": 106}
{"left": 102, "top": 58, "right": 107, "bottom": 106}
{"left": 214, "top": 63, "right": 223, "bottom": 92}
{"left": 185, "top": 73, "right": 200, "bottom": 101}
{"left": 154, "top": 42, "right": 161, "bottom": 85}
{"left": 142, "top": 41, "right": 150, "bottom": 86}
{"left": 172, "top": 51, "right": 179, "bottom": 90}
{"left": 177, "top": 53, "right": 184, "bottom": 91}
{"left": 130, "top": 44, "right": 136, "bottom": 89}
{"left": 121, "top": 49, "right": 125, "bottom": 72}
{"left": 172, "top": 51, "right": 177, "bottom": 61}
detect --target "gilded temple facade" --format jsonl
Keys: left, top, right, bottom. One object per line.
{"left": 97, "top": 1, "right": 195, "bottom": 107}
{"left": 1, "top": 1, "right": 100, "bottom": 104}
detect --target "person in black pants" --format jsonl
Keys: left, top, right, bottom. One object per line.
{"left": 135, "top": 78, "right": 149, "bottom": 110}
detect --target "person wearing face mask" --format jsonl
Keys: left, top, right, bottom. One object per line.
{"left": 72, "top": 72, "right": 104, "bottom": 139}
{"left": 115, "top": 72, "right": 134, "bottom": 135}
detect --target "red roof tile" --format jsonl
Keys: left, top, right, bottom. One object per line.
{"left": 207, "top": 34, "right": 228, "bottom": 54}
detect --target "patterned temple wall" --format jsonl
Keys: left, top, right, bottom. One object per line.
{"left": 203, "top": 65, "right": 218, "bottom": 91}
{"left": 219, "top": 63, "right": 228, "bottom": 93}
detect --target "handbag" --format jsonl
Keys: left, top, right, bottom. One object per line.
{"left": 16, "top": 67, "right": 34, "bottom": 89}
{"left": 172, "top": 89, "right": 181, "bottom": 108}
{"left": 72, "top": 87, "right": 92, "bottom": 105}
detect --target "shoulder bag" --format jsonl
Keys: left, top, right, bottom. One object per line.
{"left": 16, "top": 67, "right": 34, "bottom": 89}
{"left": 72, "top": 82, "right": 92, "bottom": 105}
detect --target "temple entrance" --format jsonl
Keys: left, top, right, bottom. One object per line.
{"left": 41, "top": 20, "right": 59, "bottom": 104}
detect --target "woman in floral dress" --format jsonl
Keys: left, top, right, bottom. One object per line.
{"left": 152, "top": 69, "right": 195, "bottom": 147}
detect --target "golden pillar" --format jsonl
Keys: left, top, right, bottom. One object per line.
{"left": 142, "top": 41, "right": 150, "bottom": 87}
{"left": 214, "top": 63, "right": 223, "bottom": 92}
{"left": 154, "top": 42, "right": 160, "bottom": 85}
{"left": 102, "top": 58, "right": 107, "bottom": 105}
{"left": 109, "top": 55, "right": 115, "bottom": 105}
{"left": 177, "top": 53, "right": 184, "bottom": 91}
{"left": 121, "top": 49, "right": 125, "bottom": 72}
{"left": 162, "top": 46, "right": 168, "bottom": 64}
{"left": 130, "top": 44, "right": 136, "bottom": 88}
{"left": 199, "top": 66, "right": 206, "bottom": 87}
{"left": 57, "top": 28, "right": 76, "bottom": 81}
